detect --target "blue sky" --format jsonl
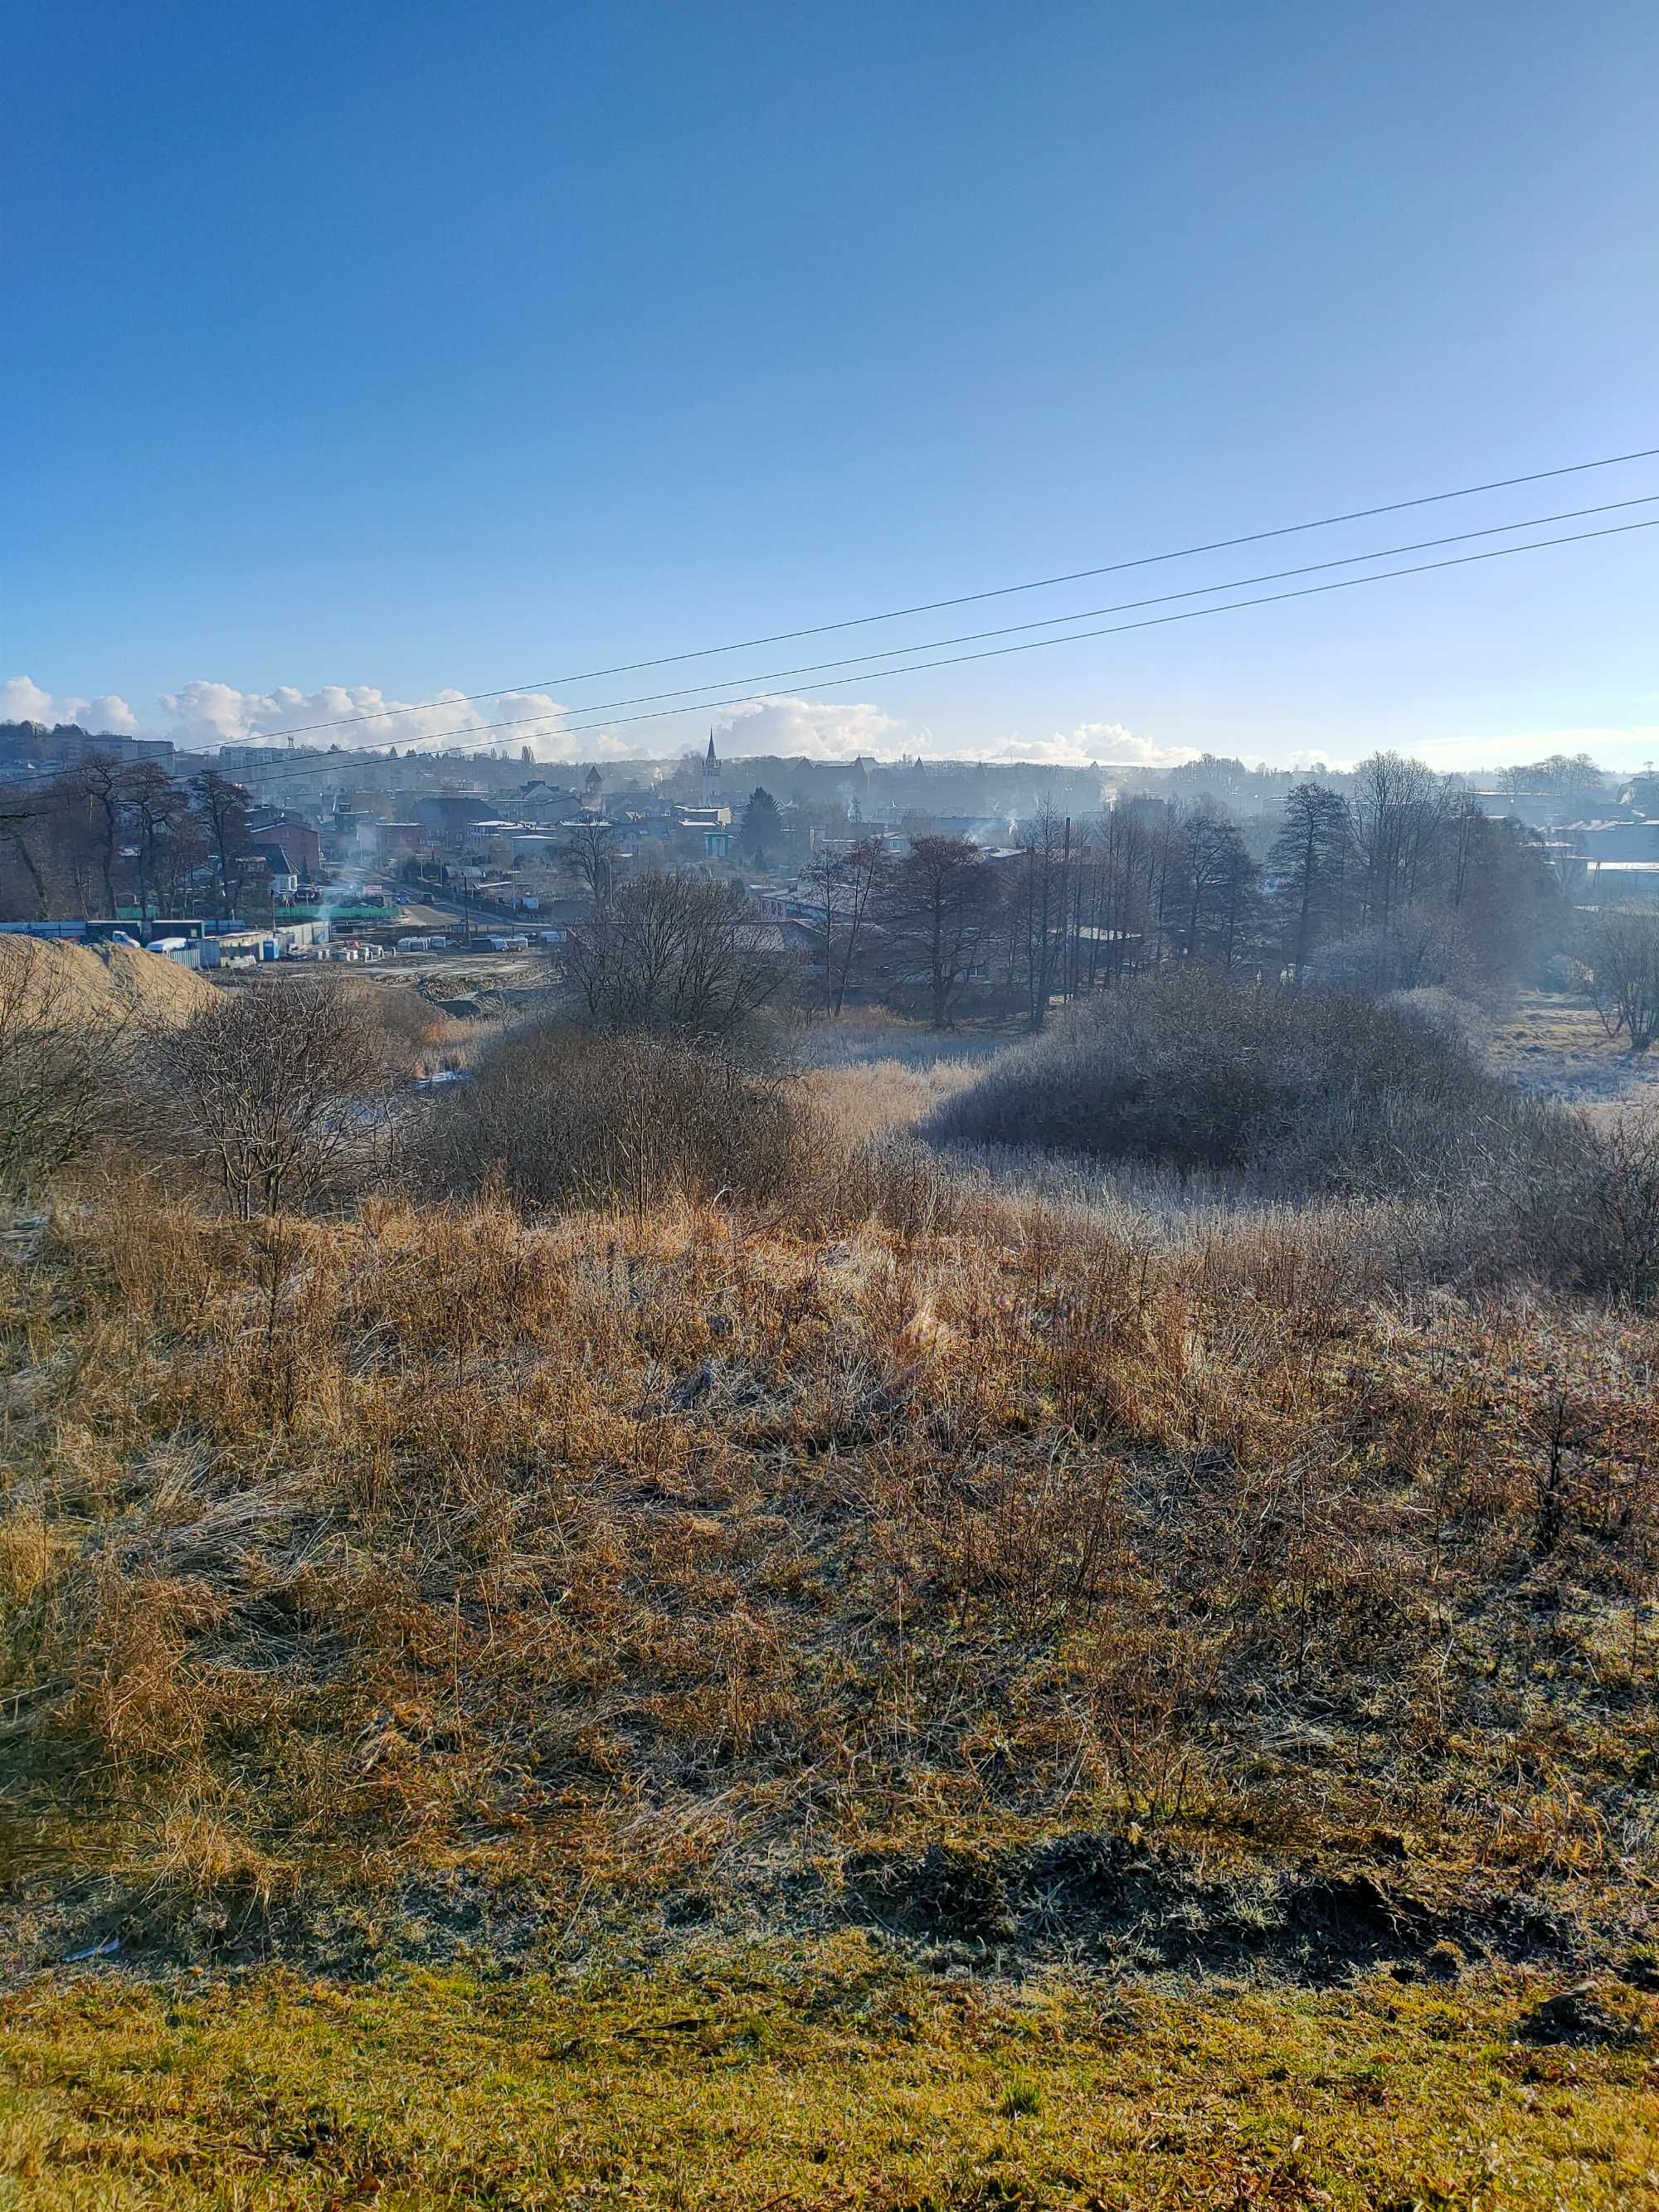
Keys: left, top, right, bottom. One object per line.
{"left": 5, "top": 0, "right": 1657, "bottom": 768}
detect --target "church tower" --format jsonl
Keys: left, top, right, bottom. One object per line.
{"left": 701, "top": 731, "right": 720, "bottom": 810}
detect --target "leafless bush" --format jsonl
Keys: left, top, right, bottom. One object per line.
{"left": 1382, "top": 986, "right": 1494, "bottom": 1058}
{"left": 927, "top": 967, "right": 1545, "bottom": 1198}
{"left": 413, "top": 1021, "right": 815, "bottom": 1217}
{"left": 917, "top": 969, "right": 1659, "bottom": 1300}
{"left": 1306, "top": 901, "right": 1484, "bottom": 999}
{"left": 0, "top": 937, "right": 137, "bottom": 1194}
{"left": 148, "top": 975, "right": 399, "bottom": 1218}
{"left": 1514, "top": 1104, "right": 1659, "bottom": 1301}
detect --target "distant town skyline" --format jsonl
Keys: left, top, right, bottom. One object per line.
{"left": 2, "top": 667, "right": 1655, "bottom": 781}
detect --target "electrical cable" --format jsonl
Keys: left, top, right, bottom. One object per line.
{"left": 283, "top": 489, "right": 1659, "bottom": 741}
{"left": 241, "top": 441, "right": 1659, "bottom": 745}
{"left": 231, "top": 511, "right": 1659, "bottom": 775}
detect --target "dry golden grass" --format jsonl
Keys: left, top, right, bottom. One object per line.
{"left": 795, "top": 1009, "right": 1020, "bottom": 1148}
{"left": 2, "top": 1167, "right": 1656, "bottom": 1971}
{"left": 1487, "top": 990, "right": 1631, "bottom": 1075}
{"left": 802, "top": 1053, "right": 986, "bottom": 1144}
{"left": 6, "top": 1003, "right": 1659, "bottom": 2204}
{"left": 353, "top": 976, "right": 475, "bottom": 1077}
{"left": 1491, "top": 988, "right": 1659, "bottom": 1106}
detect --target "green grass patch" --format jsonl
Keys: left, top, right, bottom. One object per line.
{"left": 2, "top": 1940, "right": 1654, "bottom": 2208}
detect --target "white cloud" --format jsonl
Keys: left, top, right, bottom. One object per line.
{"left": 156, "top": 680, "right": 268, "bottom": 746}
{"left": 2, "top": 669, "right": 1199, "bottom": 774}
{"left": 22, "top": 668, "right": 1659, "bottom": 783}
{"left": 1, "top": 676, "right": 137, "bottom": 732}
{"left": 139, "top": 679, "right": 643, "bottom": 761}
{"left": 708, "top": 694, "right": 906, "bottom": 761}
{"left": 155, "top": 679, "right": 581, "bottom": 756}
{"left": 61, "top": 693, "right": 138, "bottom": 734}
{"left": 966, "top": 722, "right": 1193, "bottom": 769}
{"left": 0, "top": 675, "right": 55, "bottom": 722}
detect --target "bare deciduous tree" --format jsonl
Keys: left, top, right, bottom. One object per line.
{"left": 189, "top": 769, "right": 252, "bottom": 913}
{"left": 126, "top": 762, "right": 202, "bottom": 925}
{"left": 1581, "top": 904, "right": 1659, "bottom": 1052}
{"left": 149, "top": 976, "right": 398, "bottom": 1217}
{"left": 879, "top": 835, "right": 1001, "bottom": 1030}
{"left": 560, "top": 872, "right": 792, "bottom": 1043}
{"left": 1352, "top": 751, "right": 1445, "bottom": 948}
{"left": 801, "top": 835, "right": 892, "bottom": 1017}
{"left": 1012, "top": 803, "right": 1070, "bottom": 1029}
{"left": 67, "top": 752, "right": 133, "bottom": 919}
{"left": 1083, "top": 802, "right": 1156, "bottom": 989}
{"left": 560, "top": 819, "right": 617, "bottom": 912}
{"left": 0, "top": 788, "right": 55, "bottom": 920}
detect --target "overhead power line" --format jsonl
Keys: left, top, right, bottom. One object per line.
{"left": 232, "top": 511, "right": 1659, "bottom": 779}
{"left": 246, "top": 441, "right": 1659, "bottom": 746}
{"left": 455, "top": 514, "right": 1659, "bottom": 740}
{"left": 226, "top": 494, "right": 1659, "bottom": 770}
{"left": 277, "top": 490, "right": 1659, "bottom": 746}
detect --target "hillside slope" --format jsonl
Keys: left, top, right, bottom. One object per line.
{"left": 2, "top": 1179, "right": 1657, "bottom": 2203}
{"left": 3, "top": 979, "right": 1658, "bottom": 2206}
{"left": 3, "top": 1182, "right": 1655, "bottom": 1971}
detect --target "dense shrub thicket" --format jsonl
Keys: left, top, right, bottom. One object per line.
{"left": 925, "top": 970, "right": 1659, "bottom": 1299}
{"left": 927, "top": 968, "right": 1540, "bottom": 1190}
{"left": 412, "top": 1021, "right": 813, "bottom": 1215}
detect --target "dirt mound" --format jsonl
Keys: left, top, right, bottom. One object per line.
{"left": 0, "top": 935, "right": 216, "bottom": 1027}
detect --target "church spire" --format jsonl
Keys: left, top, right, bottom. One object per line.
{"left": 701, "top": 729, "right": 720, "bottom": 809}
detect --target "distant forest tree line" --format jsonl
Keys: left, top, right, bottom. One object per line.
{"left": 0, "top": 761, "right": 254, "bottom": 922}
{"left": 0, "top": 746, "right": 1637, "bottom": 1037}
{"left": 808, "top": 753, "right": 1579, "bottom": 1028}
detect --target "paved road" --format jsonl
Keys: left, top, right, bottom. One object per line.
{"left": 396, "top": 890, "right": 534, "bottom": 933}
